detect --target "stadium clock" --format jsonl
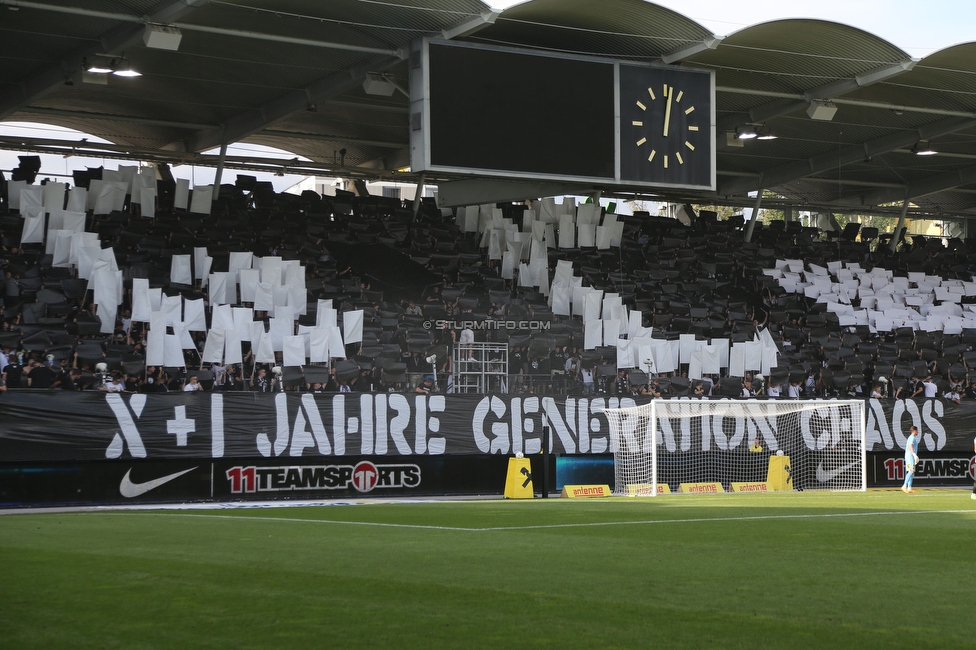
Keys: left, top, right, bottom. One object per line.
{"left": 618, "top": 64, "right": 714, "bottom": 189}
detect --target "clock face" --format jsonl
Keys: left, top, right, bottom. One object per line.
{"left": 619, "top": 64, "right": 713, "bottom": 188}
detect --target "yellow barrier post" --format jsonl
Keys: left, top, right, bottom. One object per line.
{"left": 504, "top": 456, "right": 534, "bottom": 499}
{"left": 766, "top": 454, "right": 793, "bottom": 491}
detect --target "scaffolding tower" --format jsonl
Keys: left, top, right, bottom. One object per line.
{"left": 452, "top": 342, "right": 509, "bottom": 393}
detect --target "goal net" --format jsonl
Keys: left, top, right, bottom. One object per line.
{"left": 603, "top": 399, "right": 866, "bottom": 496}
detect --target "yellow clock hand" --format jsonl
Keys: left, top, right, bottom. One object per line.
{"left": 663, "top": 85, "right": 673, "bottom": 138}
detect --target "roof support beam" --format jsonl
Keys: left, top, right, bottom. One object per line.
{"left": 718, "top": 116, "right": 976, "bottom": 196}
{"left": 169, "top": 54, "right": 404, "bottom": 153}
{"left": 661, "top": 36, "right": 723, "bottom": 64}
{"left": 716, "top": 59, "right": 917, "bottom": 135}
{"left": 259, "top": 130, "right": 405, "bottom": 149}
{"left": 832, "top": 164, "right": 976, "bottom": 208}
{"left": 441, "top": 10, "right": 499, "bottom": 40}
{"left": 891, "top": 196, "right": 911, "bottom": 253}
{"left": 16, "top": 106, "right": 216, "bottom": 130}
{"left": 743, "top": 182, "right": 764, "bottom": 244}
{"left": 0, "top": 0, "right": 209, "bottom": 121}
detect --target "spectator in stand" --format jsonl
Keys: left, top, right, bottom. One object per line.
{"left": 944, "top": 386, "right": 962, "bottom": 404}
{"left": 870, "top": 384, "right": 884, "bottom": 399}
{"left": 183, "top": 374, "right": 203, "bottom": 392}
{"left": 647, "top": 378, "right": 662, "bottom": 398}
{"left": 3, "top": 354, "right": 25, "bottom": 389}
{"left": 142, "top": 366, "right": 167, "bottom": 392}
{"left": 741, "top": 378, "right": 754, "bottom": 398}
{"left": 25, "top": 358, "right": 57, "bottom": 388}
{"left": 565, "top": 352, "right": 581, "bottom": 387}
{"left": 100, "top": 373, "right": 124, "bottom": 392}
{"left": 57, "top": 368, "right": 84, "bottom": 391}
{"left": 124, "top": 373, "right": 141, "bottom": 393}
{"left": 615, "top": 369, "right": 629, "bottom": 395}
{"left": 251, "top": 367, "right": 275, "bottom": 393}
{"left": 222, "top": 364, "right": 244, "bottom": 391}
{"left": 580, "top": 366, "right": 594, "bottom": 394}
{"left": 788, "top": 379, "right": 802, "bottom": 399}
{"left": 804, "top": 371, "right": 817, "bottom": 397}
{"left": 423, "top": 285, "right": 442, "bottom": 304}
{"left": 405, "top": 301, "right": 423, "bottom": 317}
{"left": 921, "top": 375, "right": 938, "bottom": 398}
{"left": 415, "top": 376, "right": 434, "bottom": 394}
{"left": 895, "top": 375, "right": 922, "bottom": 400}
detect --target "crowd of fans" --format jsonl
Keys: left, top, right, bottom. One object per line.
{"left": 2, "top": 174, "right": 976, "bottom": 404}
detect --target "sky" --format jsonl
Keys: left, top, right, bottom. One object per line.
{"left": 2, "top": 0, "right": 974, "bottom": 189}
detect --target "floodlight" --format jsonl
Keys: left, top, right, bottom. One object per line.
{"left": 913, "top": 140, "right": 938, "bottom": 156}
{"left": 112, "top": 60, "right": 142, "bottom": 77}
{"left": 806, "top": 99, "right": 838, "bottom": 121}
{"left": 735, "top": 125, "right": 757, "bottom": 140}
{"left": 85, "top": 58, "right": 113, "bottom": 74}
{"left": 363, "top": 73, "right": 396, "bottom": 96}
{"left": 143, "top": 24, "right": 182, "bottom": 51}
{"left": 755, "top": 124, "right": 777, "bottom": 140}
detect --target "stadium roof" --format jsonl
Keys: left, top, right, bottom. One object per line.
{"left": 2, "top": 0, "right": 976, "bottom": 218}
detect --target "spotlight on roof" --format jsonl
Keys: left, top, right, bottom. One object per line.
{"left": 111, "top": 59, "right": 142, "bottom": 77}
{"left": 755, "top": 124, "right": 778, "bottom": 140}
{"left": 84, "top": 55, "right": 141, "bottom": 77}
{"left": 143, "top": 23, "right": 182, "bottom": 51}
{"left": 85, "top": 57, "right": 114, "bottom": 74}
{"left": 913, "top": 140, "right": 938, "bottom": 156}
{"left": 806, "top": 99, "right": 838, "bottom": 121}
{"left": 363, "top": 72, "right": 396, "bottom": 96}
{"left": 736, "top": 125, "right": 758, "bottom": 140}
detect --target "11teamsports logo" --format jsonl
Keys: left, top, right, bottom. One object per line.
{"left": 882, "top": 456, "right": 976, "bottom": 481}
{"left": 226, "top": 461, "right": 421, "bottom": 494}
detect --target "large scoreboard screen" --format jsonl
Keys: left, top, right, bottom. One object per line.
{"left": 409, "top": 39, "right": 715, "bottom": 191}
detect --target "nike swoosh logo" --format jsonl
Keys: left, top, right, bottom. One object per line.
{"left": 816, "top": 461, "right": 858, "bottom": 483}
{"left": 120, "top": 467, "right": 197, "bottom": 498}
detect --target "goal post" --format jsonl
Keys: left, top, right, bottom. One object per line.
{"left": 604, "top": 399, "right": 867, "bottom": 496}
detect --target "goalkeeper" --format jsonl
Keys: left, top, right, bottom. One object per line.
{"left": 901, "top": 426, "right": 920, "bottom": 494}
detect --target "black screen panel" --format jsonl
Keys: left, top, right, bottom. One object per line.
{"left": 428, "top": 43, "right": 615, "bottom": 179}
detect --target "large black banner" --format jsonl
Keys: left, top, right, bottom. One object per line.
{"left": 1, "top": 392, "right": 973, "bottom": 463}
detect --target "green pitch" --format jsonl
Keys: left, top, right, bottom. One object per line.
{"left": 2, "top": 490, "right": 975, "bottom": 649}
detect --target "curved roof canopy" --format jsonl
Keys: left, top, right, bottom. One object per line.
{"left": 2, "top": 0, "right": 976, "bottom": 217}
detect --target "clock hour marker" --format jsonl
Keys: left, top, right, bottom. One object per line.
{"left": 685, "top": 106, "right": 695, "bottom": 115}
{"left": 648, "top": 150, "right": 656, "bottom": 162}
{"left": 636, "top": 137, "right": 646, "bottom": 146}
{"left": 647, "top": 87, "right": 656, "bottom": 100}
{"left": 664, "top": 155, "right": 669, "bottom": 169}
{"left": 632, "top": 121, "right": 643, "bottom": 127}
{"left": 636, "top": 101, "right": 646, "bottom": 111}
{"left": 676, "top": 152, "right": 684, "bottom": 165}
{"left": 675, "top": 90, "right": 683, "bottom": 103}
{"left": 685, "top": 141, "right": 695, "bottom": 151}
{"left": 688, "top": 125, "right": 699, "bottom": 131}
